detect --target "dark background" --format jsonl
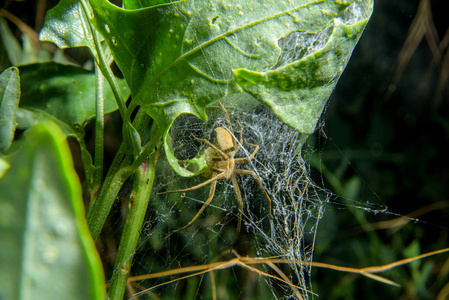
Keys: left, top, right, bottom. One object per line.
{"left": 311, "top": 1, "right": 449, "bottom": 299}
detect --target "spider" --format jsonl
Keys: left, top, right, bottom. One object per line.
{"left": 162, "top": 101, "right": 272, "bottom": 244}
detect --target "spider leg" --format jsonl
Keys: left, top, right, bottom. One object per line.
{"left": 234, "top": 118, "right": 243, "bottom": 152}
{"left": 173, "top": 181, "right": 217, "bottom": 233}
{"left": 218, "top": 101, "right": 243, "bottom": 152}
{"left": 234, "top": 141, "right": 259, "bottom": 164}
{"left": 159, "top": 172, "right": 226, "bottom": 194}
{"left": 231, "top": 174, "right": 243, "bottom": 248}
{"left": 218, "top": 101, "right": 233, "bottom": 131}
{"left": 234, "top": 169, "right": 272, "bottom": 217}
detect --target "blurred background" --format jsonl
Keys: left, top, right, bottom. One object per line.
{"left": 311, "top": 1, "right": 449, "bottom": 299}
{"left": 1, "top": 0, "right": 448, "bottom": 299}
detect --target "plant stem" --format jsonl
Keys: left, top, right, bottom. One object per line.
{"left": 93, "top": 66, "right": 105, "bottom": 191}
{"left": 86, "top": 110, "right": 157, "bottom": 240}
{"left": 108, "top": 144, "right": 160, "bottom": 300}
{"left": 80, "top": 0, "right": 127, "bottom": 122}
{"left": 86, "top": 144, "right": 131, "bottom": 241}
{"left": 81, "top": 0, "right": 142, "bottom": 156}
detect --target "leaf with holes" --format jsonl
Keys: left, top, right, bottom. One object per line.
{"left": 39, "top": 0, "right": 95, "bottom": 50}
{"left": 88, "top": 0, "right": 373, "bottom": 176}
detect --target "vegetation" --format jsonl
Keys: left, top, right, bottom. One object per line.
{"left": 1, "top": 0, "right": 448, "bottom": 299}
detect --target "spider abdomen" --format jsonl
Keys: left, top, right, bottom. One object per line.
{"left": 214, "top": 127, "right": 235, "bottom": 153}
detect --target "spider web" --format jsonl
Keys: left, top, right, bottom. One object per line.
{"left": 121, "top": 103, "right": 332, "bottom": 299}
{"left": 109, "top": 1, "right": 374, "bottom": 299}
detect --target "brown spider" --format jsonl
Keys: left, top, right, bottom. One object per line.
{"left": 162, "top": 101, "right": 272, "bottom": 244}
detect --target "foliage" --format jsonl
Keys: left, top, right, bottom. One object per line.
{"left": 0, "top": 122, "right": 105, "bottom": 300}
{"left": 3, "top": 0, "right": 447, "bottom": 300}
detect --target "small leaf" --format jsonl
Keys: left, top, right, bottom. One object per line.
{"left": 0, "top": 67, "right": 20, "bottom": 153}
{"left": 0, "top": 122, "right": 106, "bottom": 300}
{"left": 39, "top": 0, "right": 93, "bottom": 49}
{"left": 18, "top": 62, "right": 127, "bottom": 134}
{"left": 0, "top": 157, "right": 9, "bottom": 177}
{"left": 0, "top": 17, "right": 22, "bottom": 66}
{"left": 129, "top": 123, "right": 142, "bottom": 155}
{"left": 165, "top": 133, "right": 208, "bottom": 177}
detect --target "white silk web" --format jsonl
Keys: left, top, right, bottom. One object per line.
{"left": 125, "top": 103, "right": 329, "bottom": 299}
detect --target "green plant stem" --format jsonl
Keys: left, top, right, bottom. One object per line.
{"left": 92, "top": 33, "right": 127, "bottom": 122}
{"left": 80, "top": 0, "right": 127, "bottom": 121}
{"left": 93, "top": 66, "right": 105, "bottom": 191}
{"left": 81, "top": 0, "right": 142, "bottom": 156}
{"left": 108, "top": 144, "right": 160, "bottom": 300}
{"left": 86, "top": 110, "right": 157, "bottom": 240}
{"left": 86, "top": 144, "right": 131, "bottom": 240}
{"left": 74, "top": 129, "right": 96, "bottom": 190}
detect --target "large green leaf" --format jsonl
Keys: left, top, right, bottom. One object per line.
{"left": 88, "top": 0, "right": 373, "bottom": 176}
{"left": 17, "top": 62, "right": 127, "bottom": 134}
{"left": 0, "top": 122, "right": 106, "bottom": 300}
{"left": 0, "top": 67, "right": 20, "bottom": 153}
{"left": 233, "top": 19, "right": 369, "bottom": 133}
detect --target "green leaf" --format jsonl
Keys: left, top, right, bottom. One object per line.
{"left": 16, "top": 62, "right": 128, "bottom": 185}
{"left": 88, "top": 0, "right": 373, "bottom": 176}
{"left": 0, "top": 122, "right": 106, "bottom": 300}
{"left": 1, "top": 17, "right": 53, "bottom": 67}
{"left": 233, "top": 19, "right": 369, "bottom": 134}
{"left": 0, "top": 17, "right": 22, "bottom": 66}
{"left": 39, "top": 0, "right": 94, "bottom": 49}
{"left": 18, "top": 62, "right": 127, "bottom": 134}
{"left": 0, "top": 157, "right": 9, "bottom": 177}
{"left": 0, "top": 67, "right": 20, "bottom": 153}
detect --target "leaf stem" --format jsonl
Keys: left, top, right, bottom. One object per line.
{"left": 80, "top": 0, "right": 127, "bottom": 121}
{"left": 108, "top": 140, "right": 161, "bottom": 300}
{"left": 81, "top": 0, "right": 142, "bottom": 155}
{"left": 86, "top": 110, "right": 158, "bottom": 241}
{"left": 86, "top": 143, "right": 131, "bottom": 241}
{"left": 93, "top": 66, "right": 105, "bottom": 190}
